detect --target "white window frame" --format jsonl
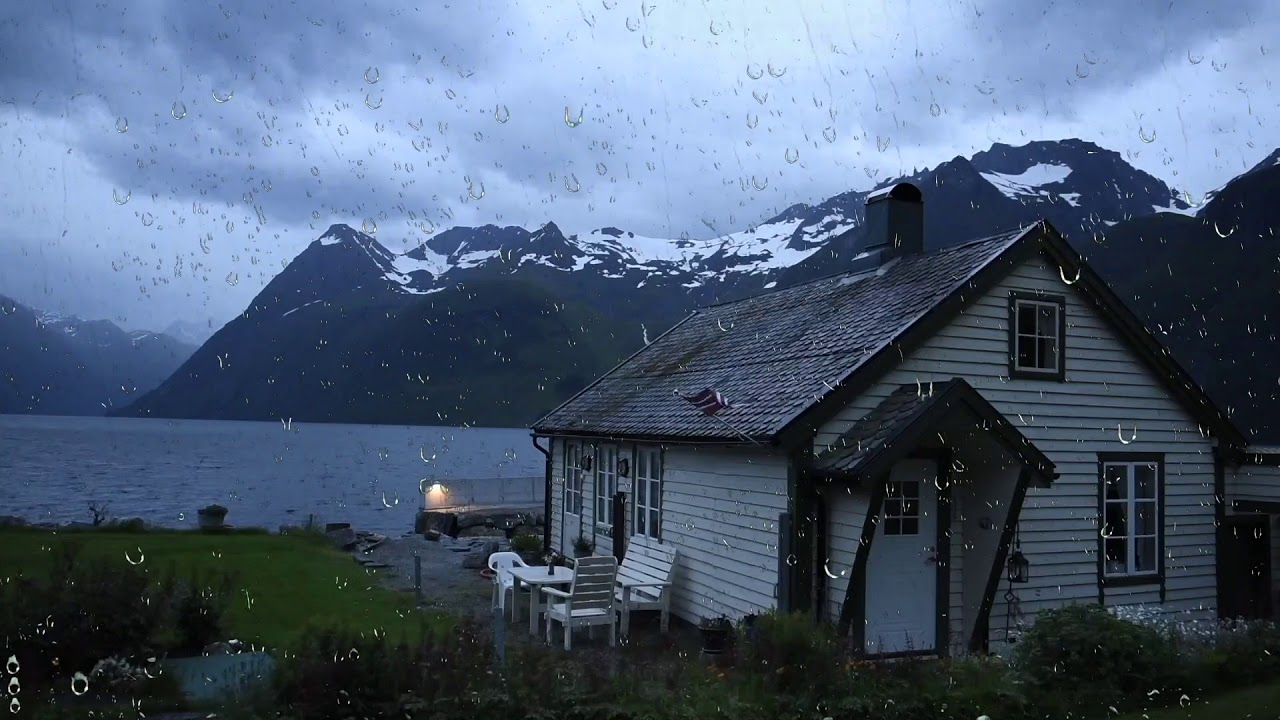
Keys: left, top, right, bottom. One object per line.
{"left": 881, "top": 478, "right": 920, "bottom": 537}
{"left": 633, "top": 447, "right": 662, "bottom": 540}
{"left": 595, "top": 444, "right": 618, "bottom": 529}
{"left": 1012, "top": 295, "right": 1063, "bottom": 375}
{"left": 1101, "top": 459, "right": 1161, "bottom": 579}
{"left": 564, "top": 442, "right": 583, "bottom": 516}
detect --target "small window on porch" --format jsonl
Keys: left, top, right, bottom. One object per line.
{"left": 634, "top": 447, "right": 662, "bottom": 540}
{"left": 595, "top": 444, "right": 618, "bottom": 529}
{"left": 882, "top": 479, "right": 920, "bottom": 536}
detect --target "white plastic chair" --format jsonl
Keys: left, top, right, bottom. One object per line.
{"left": 488, "top": 551, "right": 531, "bottom": 622}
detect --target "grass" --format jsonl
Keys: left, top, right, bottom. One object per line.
{"left": 1116, "top": 682, "right": 1280, "bottom": 720}
{"left": 0, "top": 527, "right": 448, "bottom": 649}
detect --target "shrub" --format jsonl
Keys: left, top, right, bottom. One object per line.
{"left": 1013, "top": 603, "right": 1182, "bottom": 710}
{"left": 735, "top": 610, "right": 841, "bottom": 699}
{"left": 511, "top": 532, "right": 542, "bottom": 554}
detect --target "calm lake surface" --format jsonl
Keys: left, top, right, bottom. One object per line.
{"left": 0, "top": 415, "right": 543, "bottom": 535}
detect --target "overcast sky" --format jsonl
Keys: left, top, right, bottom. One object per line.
{"left": 1, "top": 0, "right": 1277, "bottom": 331}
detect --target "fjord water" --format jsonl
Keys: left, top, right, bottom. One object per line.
{"left": 0, "top": 415, "right": 543, "bottom": 535}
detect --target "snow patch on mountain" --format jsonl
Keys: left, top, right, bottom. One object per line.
{"left": 980, "top": 163, "right": 1073, "bottom": 199}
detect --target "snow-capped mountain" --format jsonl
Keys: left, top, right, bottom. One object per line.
{"left": 117, "top": 138, "right": 1280, "bottom": 433}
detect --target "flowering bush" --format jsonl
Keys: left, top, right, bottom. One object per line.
{"left": 1111, "top": 604, "right": 1280, "bottom": 689}
{"left": 89, "top": 655, "right": 144, "bottom": 697}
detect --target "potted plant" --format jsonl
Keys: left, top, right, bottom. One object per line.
{"left": 510, "top": 533, "right": 543, "bottom": 565}
{"left": 699, "top": 615, "right": 734, "bottom": 655}
{"left": 572, "top": 535, "right": 594, "bottom": 559}
{"left": 197, "top": 504, "right": 228, "bottom": 530}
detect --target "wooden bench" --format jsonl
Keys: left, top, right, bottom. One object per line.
{"left": 615, "top": 535, "right": 677, "bottom": 636}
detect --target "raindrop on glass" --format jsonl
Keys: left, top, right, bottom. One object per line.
{"left": 784, "top": 147, "right": 799, "bottom": 164}
{"left": 445, "top": 88, "right": 457, "bottom": 100}
{"left": 709, "top": 19, "right": 724, "bottom": 35}
{"left": 564, "top": 106, "right": 584, "bottom": 128}
{"left": 625, "top": 16, "right": 639, "bottom": 31}
{"left": 767, "top": 63, "right": 786, "bottom": 77}
{"left": 1138, "top": 126, "right": 1156, "bottom": 144}
{"left": 70, "top": 672, "right": 89, "bottom": 697}
{"left": 114, "top": 116, "right": 128, "bottom": 133}
{"left": 4, "top": 655, "right": 17, "bottom": 674}
{"left": 170, "top": 101, "right": 187, "bottom": 120}
{"left": 5, "top": 676, "right": 17, "bottom": 695}
{"left": 113, "top": 188, "right": 130, "bottom": 205}
{"left": 876, "top": 135, "right": 892, "bottom": 152}
{"left": 751, "top": 175, "right": 768, "bottom": 191}
{"left": 225, "top": 272, "right": 239, "bottom": 287}
{"left": 365, "top": 93, "right": 383, "bottom": 110}
{"left": 8, "top": 697, "right": 17, "bottom": 714}
{"left": 141, "top": 212, "right": 154, "bottom": 227}
{"left": 125, "top": 547, "right": 145, "bottom": 565}
{"left": 467, "top": 179, "right": 485, "bottom": 200}
{"left": 595, "top": 162, "right": 607, "bottom": 175}
{"left": 1187, "top": 51, "right": 1203, "bottom": 65}
{"left": 364, "top": 66, "right": 380, "bottom": 84}
{"left": 929, "top": 102, "right": 942, "bottom": 117}
{"left": 1117, "top": 424, "right": 1137, "bottom": 444}
{"left": 494, "top": 104, "right": 510, "bottom": 123}
{"left": 746, "top": 63, "right": 764, "bottom": 80}
{"left": 822, "top": 126, "right": 837, "bottom": 143}
{"left": 362, "top": 218, "right": 377, "bottom": 235}
{"left": 310, "top": 166, "right": 319, "bottom": 176}
{"left": 746, "top": 113, "right": 758, "bottom": 129}
{"left": 642, "top": 34, "right": 654, "bottom": 48}
{"left": 565, "top": 173, "right": 581, "bottom": 192}
{"left": 212, "top": 87, "right": 234, "bottom": 103}
{"left": 1059, "top": 265, "right": 1081, "bottom": 285}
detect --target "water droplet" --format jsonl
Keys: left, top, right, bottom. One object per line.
{"left": 494, "top": 104, "right": 510, "bottom": 123}
{"left": 564, "top": 173, "right": 581, "bottom": 192}
{"left": 1118, "top": 424, "right": 1138, "bottom": 444}
{"left": 141, "top": 212, "right": 154, "bottom": 227}
{"left": 310, "top": 166, "right": 319, "bottom": 177}
{"left": 876, "top": 135, "right": 892, "bottom": 152}
{"left": 822, "top": 126, "right": 837, "bottom": 143}
{"left": 381, "top": 492, "right": 400, "bottom": 508}
{"left": 412, "top": 138, "right": 426, "bottom": 152}
{"left": 785, "top": 553, "right": 797, "bottom": 567}
{"left": 642, "top": 34, "right": 654, "bottom": 48}
{"left": 113, "top": 188, "right": 130, "bottom": 205}
{"left": 709, "top": 19, "right": 724, "bottom": 35}
{"left": 1213, "top": 221, "right": 1234, "bottom": 238}
{"left": 199, "top": 234, "right": 212, "bottom": 254}
{"left": 929, "top": 102, "right": 941, "bottom": 117}
{"left": 746, "top": 63, "right": 764, "bottom": 80}
{"left": 115, "top": 116, "right": 128, "bottom": 133}
{"left": 365, "top": 93, "right": 383, "bottom": 110}
{"left": 226, "top": 220, "right": 235, "bottom": 233}
{"left": 364, "top": 66, "right": 380, "bottom": 84}
{"left": 362, "top": 218, "right": 377, "bottom": 235}
{"left": 70, "top": 672, "right": 89, "bottom": 697}
{"left": 1187, "top": 51, "right": 1203, "bottom": 65}
{"left": 1138, "top": 126, "right": 1157, "bottom": 144}
{"left": 746, "top": 113, "right": 758, "bottom": 129}
{"left": 752, "top": 89, "right": 768, "bottom": 105}
{"left": 262, "top": 134, "right": 273, "bottom": 147}
{"left": 125, "top": 547, "right": 145, "bottom": 565}
{"left": 784, "top": 147, "right": 799, "bottom": 164}
{"left": 1179, "top": 694, "right": 1191, "bottom": 707}
{"left": 467, "top": 179, "right": 485, "bottom": 200}
{"left": 595, "top": 162, "right": 607, "bottom": 175}
{"left": 1059, "top": 265, "right": 1081, "bottom": 285}
{"left": 6, "top": 676, "right": 18, "bottom": 695}
{"left": 625, "top": 16, "right": 639, "bottom": 31}
{"left": 170, "top": 101, "right": 187, "bottom": 120}
{"left": 564, "top": 106, "right": 584, "bottom": 128}
{"left": 751, "top": 175, "right": 768, "bottom": 191}
{"left": 4, "top": 655, "right": 18, "bottom": 674}
{"left": 767, "top": 63, "right": 786, "bottom": 78}
{"left": 473, "top": 131, "right": 483, "bottom": 142}
{"left": 8, "top": 697, "right": 18, "bottom": 714}
{"left": 178, "top": 512, "right": 186, "bottom": 521}
{"left": 602, "top": 0, "right": 616, "bottom": 7}
{"left": 212, "top": 87, "right": 234, "bottom": 103}
{"left": 1074, "top": 64, "right": 1089, "bottom": 79}
{"left": 225, "top": 272, "right": 239, "bottom": 287}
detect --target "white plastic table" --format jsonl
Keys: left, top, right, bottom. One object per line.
{"left": 509, "top": 565, "right": 574, "bottom": 636}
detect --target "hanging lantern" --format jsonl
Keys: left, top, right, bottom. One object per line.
{"left": 1007, "top": 549, "right": 1030, "bottom": 584}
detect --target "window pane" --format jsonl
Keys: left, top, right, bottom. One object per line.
{"left": 902, "top": 481, "right": 919, "bottom": 499}
{"left": 636, "top": 511, "right": 645, "bottom": 535}
{"left": 1104, "top": 465, "right": 1128, "bottom": 499}
{"left": 636, "top": 480, "right": 646, "bottom": 505}
{"left": 1017, "top": 304, "right": 1037, "bottom": 334}
{"left": 1038, "top": 337, "right": 1058, "bottom": 370}
{"left": 1104, "top": 502, "right": 1128, "bottom": 536}
{"left": 1134, "top": 537, "right": 1157, "bottom": 573}
{"left": 902, "top": 499, "right": 918, "bottom": 518}
{"left": 884, "top": 498, "right": 903, "bottom": 518}
{"left": 1135, "top": 464, "right": 1157, "bottom": 499}
{"left": 1104, "top": 539, "right": 1128, "bottom": 573}
{"left": 1036, "top": 305, "right": 1057, "bottom": 335}
{"left": 900, "top": 517, "right": 919, "bottom": 536}
{"left": 1016, "top": 334, "right": 1036, "bottom": 368}
{"left": 1135, "top": 501, "right": 1158, "bottom": 535}
{"left": 649, "top": 509, "right": 659, "bottom": 535}
{"left": 884, "top": 517, "right": 901, "bottom": 536}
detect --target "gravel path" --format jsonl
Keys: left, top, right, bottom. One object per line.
{"left": 362, "top": 533, "right": 508, "bottom": 618}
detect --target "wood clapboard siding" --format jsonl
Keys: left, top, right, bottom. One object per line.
{"left": 822, "top": 485, "right": 872, "bottom": 621}
{"left": 815, "top": 255, "right": 1220, "bottom": 647}
{"left": 660, "top": 446, "right": 789, "bottom": 623}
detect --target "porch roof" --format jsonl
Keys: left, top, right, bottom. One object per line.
{"left": 812, "top": 377, "right": 1057, "bottom": 486}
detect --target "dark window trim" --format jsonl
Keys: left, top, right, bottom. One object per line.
{"left": 1007, "top": 290, "right": 1067, "bottom": 382}
{"left": 1096, "top": 452, "right": 1166, "bottom": 601}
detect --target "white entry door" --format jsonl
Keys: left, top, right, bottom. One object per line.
{"left": 561, "top": 442, "right": 584, "bottom": 552}
{"left": 864, "top": 459, "right": 939, "bottom": 654}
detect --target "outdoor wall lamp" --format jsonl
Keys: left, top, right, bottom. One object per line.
{"left": 1007, "top": 549, "right": 1030, "bottom": 584}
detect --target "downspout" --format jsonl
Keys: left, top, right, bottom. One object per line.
{"left": 532, "top": 434, "right": 552, "bottom": 555}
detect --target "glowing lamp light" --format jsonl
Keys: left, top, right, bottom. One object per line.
{"left": 422, "top": 480, "right": 450, "bottom": 510}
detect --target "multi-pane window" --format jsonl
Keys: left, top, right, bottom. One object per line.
{"left": 595, "top": 444, "right": 618, "bottom": 527}
{"left": 564, "top": 442, "right": 584, "bottom": 516}
{"left": 882, "top": 479, "right": 920, "bottom": 536}
{"left": 1010, "top": 292, "right": 1064, "bottom": 378}
{"left": 1102, "top": 460, "right": 1161, "bottom": 577}
{"left": 634, "top": 447, "right": 662, "bottom": 539}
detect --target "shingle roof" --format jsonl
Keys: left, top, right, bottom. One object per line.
{"left": 812, "top": 378, "right": 1057, "bottom": 485}
{"left": 533, "top": 227, "right": 1030, "bottom": 441}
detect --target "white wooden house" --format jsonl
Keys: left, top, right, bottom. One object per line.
{"left": 531, "top": 182, "right": 1280, "bottom": 657}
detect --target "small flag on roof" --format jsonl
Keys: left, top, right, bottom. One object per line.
{"left": 681, "top": 387, "right": 732, "bottom": 416}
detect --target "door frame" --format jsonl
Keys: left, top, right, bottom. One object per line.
{"left": 1220, "top": 513, "right": 1273, "bottom": 620}
{"left": 843, "top": 451, "right": 952, "bottom": 658}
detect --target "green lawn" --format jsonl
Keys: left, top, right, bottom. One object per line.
{"left": 1117, "top": 683, "right": 1280, "bottom": 720}
{"left": 0, "top": 528, "right": 445, "bottom": 649}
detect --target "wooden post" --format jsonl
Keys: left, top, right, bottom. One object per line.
{"left": 413, "top": 553, "right": 423, "bottom": 606}
{"left": 612, "top": 491, "right": 627, "bottom": 562}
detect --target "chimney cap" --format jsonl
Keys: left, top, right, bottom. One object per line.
{"left": 865, "top": 182, "right": 923, "bottom": 205}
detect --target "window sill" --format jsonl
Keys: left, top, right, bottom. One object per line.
{"left": 1102, "top": 573, "right": 1162, "bottom": 588}
{"left": 1009, "top": 367, "right": 1066, "bottom": 382}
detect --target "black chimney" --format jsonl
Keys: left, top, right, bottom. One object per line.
{"left": 852, "top": 182, "right": 924, "bottom": 272}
